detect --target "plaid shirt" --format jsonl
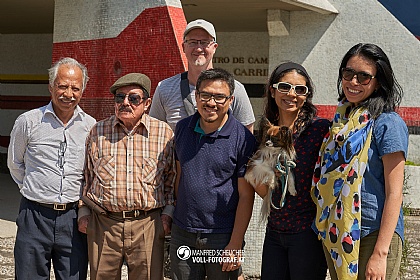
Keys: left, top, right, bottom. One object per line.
{"left": 83, "top": 114, "right": 176, "bottom": 212}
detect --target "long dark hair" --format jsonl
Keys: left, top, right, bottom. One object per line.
{"left": 262, "top": 62, "right": 317, "bottom": 138}
{"left": 337, "top": 43, "right": 403, "bottom": 119}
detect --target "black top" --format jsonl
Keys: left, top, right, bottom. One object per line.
{"left": 267, "top": 118, "right": 330, "bottom": 233}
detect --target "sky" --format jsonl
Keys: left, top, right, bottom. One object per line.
{"left": 379, "top": 0, "right": 420, "bottom": 38}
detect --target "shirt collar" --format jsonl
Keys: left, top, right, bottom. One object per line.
{"left": 43, "top": 101, "right": 85, "bottom": 124}
{"left": 112, "top": 113, "right": 150, "bottom": 135}
{"left": 189, "top": 109, "right": 234, "bottom": 138}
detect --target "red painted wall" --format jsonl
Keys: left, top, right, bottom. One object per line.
{"left": 317, "top": 105, "right": 420, "bottom": 127}
{"left": 52, "top": 6, "right": 187, "bottom": 121}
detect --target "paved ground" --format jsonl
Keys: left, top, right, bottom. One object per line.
{"left": 0, "top": 173, "right": 419, "bottom": 279}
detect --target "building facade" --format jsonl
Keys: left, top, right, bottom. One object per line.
{"left": 1, "top": 0, "right": 419, "bottom": 275}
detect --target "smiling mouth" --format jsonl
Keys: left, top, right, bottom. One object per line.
{"left": 58, "top": 96, "right": 76, "bottom": 103}
{"left": 203, "top": 106, "right": 217, "bottom": 114}
{"left": 283, "top": 100, "right": 296, "bottom": 105}
{"left": 347, "top": 88, "right": 360, "bottom": 94}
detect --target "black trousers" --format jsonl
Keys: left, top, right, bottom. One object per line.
{"left": 261, "top": 228, "right": 327, "bottom": 280}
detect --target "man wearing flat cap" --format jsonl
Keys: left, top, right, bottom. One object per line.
{"left": 78, "top": 73, "right": 176, "bottom": 280}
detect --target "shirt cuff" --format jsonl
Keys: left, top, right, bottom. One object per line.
{"left": 77, "top": 205, "right": 91, "bottom": 222}
{"left": 161, "top": 204, "right": 175, "bottom": 219}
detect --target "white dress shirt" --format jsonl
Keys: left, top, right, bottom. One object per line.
{"left": 8, "top": 102, "right": 96, "bottom": 203}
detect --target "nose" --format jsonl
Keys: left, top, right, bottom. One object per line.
{"left": 62, "top": 87, "right": 74, "bottom": 97}
{"left": 122, "top": 95, "right": 130, "bottom": 105}
{"left": 207, "top": 96, "right": 217, "bottom": 105}
{"left": 287, "top": 88, "right": 297, "bottom": 96}
{"left": 350, "top": 74, "right": 360, "bottom": 84}
{"left": 194, "top": 45, "right": 205, "bottom": 51}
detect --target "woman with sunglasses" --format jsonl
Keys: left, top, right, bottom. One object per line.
{"left": 255, "top": 62, "right": 329, "bottom": 279}
{"left": 312, "top": 43, "right": 408, "bottom": 280}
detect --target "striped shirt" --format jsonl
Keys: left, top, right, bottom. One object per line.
{"left": 150, "top": 73, "right": 255, "bottom": 131}
{"left": 7, "top": 102, "right": 96, "bottom": 203}
{"left": 83, "top": 113, "right": 176, "bottom": 212}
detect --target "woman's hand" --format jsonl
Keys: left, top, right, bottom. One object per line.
{"left": 365, "top": 251, "right": 387, "bottom": 280}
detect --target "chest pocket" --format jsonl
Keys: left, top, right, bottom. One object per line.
{"left": 137, "top": 157, "right": 165, "bottom": 188}
{"left": 94, "top": 155, "right": 115, "bottom": 185}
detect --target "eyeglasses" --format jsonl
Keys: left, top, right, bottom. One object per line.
{"left": 341, "top": 68, "right": 375, "bottom": 85}
{"left": 184, "top": 39, "right": 215, "bottom": 48}
{"left": 114, "top": 93, "right": 146, "bottom": 105}
{"left": 57, "top": 139, "right": 67, "bottom": 170}
{"left": 197, "top": 91, "right": 232, "bottom": 104}
{"left": 272, "top": 82, "right": 308, "bottom": 96}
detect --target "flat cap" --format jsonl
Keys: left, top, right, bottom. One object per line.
{"left": 183, "top": 19, "right": 216, "bottom": 41}
{"left": 110, "top": 73, "right": 151, "bottom": 95}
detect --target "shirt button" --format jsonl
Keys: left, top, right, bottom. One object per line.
{"left": 128, "top": 188, "right": 132, "bottom": 191}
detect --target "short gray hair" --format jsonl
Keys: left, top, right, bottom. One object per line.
{"left": 48, "top": 57, "right": 89, "bottom": 92}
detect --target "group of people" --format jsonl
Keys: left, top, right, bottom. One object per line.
{"left": 7, "top": 17, "right": 407, "bottom": 280}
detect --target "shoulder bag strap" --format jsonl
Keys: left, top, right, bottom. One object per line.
{"left": 180, "top": 71, "right": 196, "bottom": 116}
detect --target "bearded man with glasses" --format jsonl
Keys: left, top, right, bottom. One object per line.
{"left": 8, "top": 57, "right": 96, "bottom": 280}
{"left": 149, "top": 19, "right": 255, "bottom": 133}
{"left": 78, "top": 73, "right": 176, "bottom": 280}
{"left": 169, "top": 68, "right": 256, "bottom": 280}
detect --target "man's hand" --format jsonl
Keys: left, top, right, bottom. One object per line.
{"left": 220, "top": 243, "right": 243, "bottom": 272}
{"left": 78, "top": 215, "right": 90, "bottom": 234}
{"left": 161, "top": 214, "right": 172, "bottom": 235}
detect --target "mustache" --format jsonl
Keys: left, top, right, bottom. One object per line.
{"left": 118, "top": 105, "right": 132, "bottom": 112}
{"left": 58, "top": 96, "right": 76, "bottom": 101}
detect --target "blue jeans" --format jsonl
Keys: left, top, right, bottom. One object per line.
{"left": 14, "top": 197, "right": 88, "bottom": 280}
{"left": 170, "top": 224, "right": 239, "bottom": 280}
{"left": 261, "top": 228, "right": 327, "bottom": 280}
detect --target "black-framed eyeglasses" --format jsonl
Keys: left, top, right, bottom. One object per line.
{"left": 184, "top": 39, "right": 215, "bottom": 48}
{"left": 197, "top": 91, "right": 232, "bottom": 104}
{"left": 57, "top": 139, "right": 67, "bottom": 170}
{"left": 114, "top": 93, "right": 146, "bottom": 105}
{"left": 341, "top": 68, "right": 375, "bottom": 85}
{"left": 272, "top": 82, "right": 308, "bottom": 96}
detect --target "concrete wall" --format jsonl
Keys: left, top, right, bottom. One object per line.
{"left": 0, "top": 34, "right": 53, "bottom": 77}
{"left": 404, "top": 166, "right": 420, "bottom": 209}
{"left": 0, "top": 34, "right": 52, "bottom": 153}
{"left": 268, "top": 0, "right": 420, "bottom": 107}
{"left": 214, "top": 32, "right": 269, "bottom": 120}
{"left": 53, "top": 0, "right": 182, "bottom": 42}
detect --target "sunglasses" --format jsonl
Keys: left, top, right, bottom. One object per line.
{"left": 341, "top": 68, "right": 375, "bottom": 85}
{"left": 272, "top": 82, "right": 308, "bottom": 96}
{"left": 197, "top": 91, "right": 232, "bottom": 104}
{"left": 114, "top": 93, "right": 146, "bottom": 105}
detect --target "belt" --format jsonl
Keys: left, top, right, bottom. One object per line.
{"left": 107, "top": 207, "right": 161, "bottom": 220}
{"left": 36, "top": 201, "right": 78, "bottom": 211}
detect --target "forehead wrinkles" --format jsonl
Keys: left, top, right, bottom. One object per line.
{"left": 56, "top": 67, "right": 82, "bottom": 84}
